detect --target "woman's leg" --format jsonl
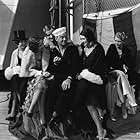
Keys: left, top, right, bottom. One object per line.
{"left": 6, "top": 92, "right": 17, "bottom": 120}
{"left": 9, "top": 92, "right": 17, "bottom": 116}
{"left": 18, "top": 77, "right": 28, "bottom": 110}
{"left": 39, "top": 84, "right": 48, "bottom": 126}
{"left": 28, "top": 79, "right": 46, "bottom": 114}
{"left": 6, "top": 74, "right": 20, "bottom": 120}
{"left": 87, "top": 105, "right": 106, "bottom": 139}
{"left": 122, "top": 96, "right": 127, "bottom": 119}
{"left": 24, "top": 78, "right": 47, "bottom": 133}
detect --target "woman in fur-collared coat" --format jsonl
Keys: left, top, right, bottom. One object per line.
{"left": 5, "top": 30, "right": 27, "bottom": 121}
{"left": 105, "top": 32, "right": 137, "bottom": 121}
{"left": 20, "top": 35, "right": 54, "bottom": 134}
{"left": 73, "top": 28, "right": 107, "bottom": 140}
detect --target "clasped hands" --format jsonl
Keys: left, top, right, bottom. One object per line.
{"left": 42, "top": 71, "right": 54, "bottom": 80}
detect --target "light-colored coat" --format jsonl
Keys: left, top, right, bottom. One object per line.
{"left": 4, "top": 48, "right": 21, "bottom": 80}
{"left": 20, "top": 46, "right": 50, "bottom": 77}
{"left": 10, "top": 48, "right": 19, "bottom": 68}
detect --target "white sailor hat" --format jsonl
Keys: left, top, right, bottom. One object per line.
{"left": 52, "top": 27, "right": 66, "bottom": 37}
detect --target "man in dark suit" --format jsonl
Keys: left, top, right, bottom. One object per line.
{"left": 46, "top": 27, "right": 80, "bottom": 125}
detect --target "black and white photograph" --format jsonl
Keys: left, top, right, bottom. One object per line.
{"left": 0, "top": 0, "right": 140, "bottom": 140}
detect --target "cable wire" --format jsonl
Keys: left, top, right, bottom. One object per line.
{"left": 0, "top": 122, "right": 9, "bottom": 125}
{"left": 0, "top": 92, "right": 11, "bottom": 104}
{"left": 0, "top": 92, "right": 11, "bottom": 125}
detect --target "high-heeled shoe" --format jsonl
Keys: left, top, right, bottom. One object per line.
{"left": 10, "top": 112, "right": 23, "bottom": 129}
{"left": 122, "top": 113, "right": 128, "bottom": 119}
{"left": 122, "top": 106, "right": 128, "bottom": 120}
{"left": 96, "top": 129, "right": 109, "bottom": 140}
{"left": 48, "top": 111, "right": 58, "bottom": 127}
{"left": 5, "top": 115, "right": 16, "bottom": 121}
{"left": 48, "top": 116, "right": 58, "bottom": 128}
{"left": 38, "top": 124, "right": 47, "bottom": 140}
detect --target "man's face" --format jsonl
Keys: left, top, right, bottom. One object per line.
{"left": 18, "top": 40, "right": 26, "bottom": 51}
{"left": 56, "top": 33, "right": 67, "bottom": 47}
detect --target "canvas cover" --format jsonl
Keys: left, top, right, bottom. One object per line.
{"left": 83, "top": 3, "right": 140, "bottom": 72}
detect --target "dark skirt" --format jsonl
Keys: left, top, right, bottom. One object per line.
{"left": 74, "top": 79, "right": 106, "bottom": 109}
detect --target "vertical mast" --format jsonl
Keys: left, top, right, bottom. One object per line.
{"left": 59, "top": 0, "right": 61, "bottom": 27}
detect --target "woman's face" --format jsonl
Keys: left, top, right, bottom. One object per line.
{"left": 114, "top": 36, "right": 123, "bottom": 48}
{"left": 43, "top": 33, "right": 54, "bottom": 47}
{"left": 18, "top": 40, "right": 26, "bottom": 51}
{"left": 80, "top": 35, "right": 87, "bottom": 47}
{"left": 38, "top": 39, "right": 44, "bottom": 49}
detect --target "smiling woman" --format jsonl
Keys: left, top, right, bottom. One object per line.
{"left": 72, "top": 28, "right": 108, "bottom": 140}
{"left": 19, "top": 35, "right": 54, "bottom": 135}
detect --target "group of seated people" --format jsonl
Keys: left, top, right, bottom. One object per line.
{"left": 1, "top": 25, "right": 140, "bottom": 140}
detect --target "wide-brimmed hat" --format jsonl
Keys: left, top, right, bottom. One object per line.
{"left": 12, "top": 30, "right": 28, "bottom": 42}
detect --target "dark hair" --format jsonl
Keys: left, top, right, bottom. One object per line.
{"left": 43, "top": 25, "right": 55, "bottom": 34}
{"left": 80, "top": 28, "right": 96, "bottom": 42}
{"left": 12, "top": 30, "right": 27, "bottom": 45}
{"left": 28, "top": 36, "right": 40, "bottom": 53}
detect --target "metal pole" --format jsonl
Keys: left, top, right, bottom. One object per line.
{"left": 66, "top": 0, "right": 70, "bottom": 39}
{"left": 59, "top": 0, "right": 61, "bottom": 27}
{"left": 69, "top": 0, "right": 73, "bottom": 40}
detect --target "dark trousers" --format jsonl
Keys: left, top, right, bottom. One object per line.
{"left": 11, "top": 75, "right": 28, "bottom": 109}
{"left": 46, "top": 79, "right": 75, "bottom": 123}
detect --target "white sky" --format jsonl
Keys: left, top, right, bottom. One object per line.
{"left": 1, "top": 0, "right": 19, "bottom": 13}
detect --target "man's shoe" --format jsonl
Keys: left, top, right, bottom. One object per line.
{"left": 11, "top": 114, "right": 23, "bottom": 129}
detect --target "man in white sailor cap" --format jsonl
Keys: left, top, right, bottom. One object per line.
{"left": 52, "top": 27, "right": 66, "bottom": 37}
{"left": 52, "top": 27, "right": 67, "bottom": 49}
{"left": 46, "top": 26, "right": 80, "bottom": 126}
